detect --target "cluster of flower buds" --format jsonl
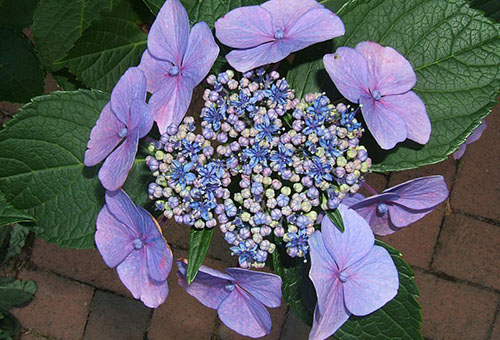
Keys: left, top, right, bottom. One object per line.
{"left": 147, "top": 68, "right": 371, "bottom": 269}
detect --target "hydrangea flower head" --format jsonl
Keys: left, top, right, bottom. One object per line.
{"left": 84, "top": 67, "right": 152, "bottom": 191}
{"left": 324, "top": 41, "right": 431, "bottom": 150}
{"left": 177, "top": 260, "right": 282, "bottom": 338}
{"left": 95, "top": 189, "right": 173, "bottom": 308}
{"left": 139, "top": 0, "right": 219, "bottom": 134}
{"left": 453, "top": 119, "right": 487, "bottom": 160}
{"left": 308, "top": 205, "right": 399, "bottom": 340}
{"left": 343, "top": 175, "right": 449, "bottom": 235}
{"left": 215, "top": 0, "right": 345, "bottom": 72}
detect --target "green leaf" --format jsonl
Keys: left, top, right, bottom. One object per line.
{"left": 274, "top": 239, "right": 423, "bottom": 340}
{"left": 287, "top": 0, "right": 500, "bottom": 172}
{"left": 0, "top": 90, "right": 150, "bottom": 249}
{"left": 0, "top": 192, "right": 33, "bottom": 228}
{"left": 326, "top": 209, "right": 345, "bottom": 232}
{"left": 0, "top": 310, "right": 20, "bottom": 340}
{"left": 0, "top": 28, "right": 45, "bottom": 103}
{"left": 32, "top": 0, "right": 114, "bottom": 69}
{"left": 470, "top": 0, "right": 500, "bottom": 21}
{"left": 0, "top": 277, "right": 37, "bottom": 310}
{"left": 56, "top": 0, "right": 152, "bottom": 92}
{"left": 0, "top": 0, "right": 38, "bottom": 30}
{"left": 1, "top": 224, "right": 29, "bottom": 263}
{"left": 51, "top": 69, "right": 87, "bottom": 91}
{"left": 186, "top": 227, "right": 214, "bottom": 284}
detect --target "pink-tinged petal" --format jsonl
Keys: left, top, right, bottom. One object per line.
{"left": 98, "top": 132, "right": 139, "bottom": 191}
{"left": 218, "top": 287, "right": 272, "bottom": 338}
{"left": 177, "top": 260, "right": 233, "bottom": 309}
{"left": 129, "top": 99, "right": 153, "bottom": 138}
{"left": 453, "top": 119, "right": 487, "bottom": 160}
{"left": 359, "top": 95, "right": 407, "bottom": 150}
{"left": 308, "top": 231, "right": 339, "bottom": 315}
{"left": 136, "top": 208, "right": 172, "bottom": 282}
{"left": 343, "top": 245, "right": 399, "bottom": 316}
{"left": 117, "top": 249, "right": 169, "bottom": 308}
{"left": 379, "top": 91, "right": 431, "bottom": 145}
{"left": 225, "top": 268, "right": 282, "bottom": 308}
{"left": 383, "top": 175, "right": 448, "bottom": 210}
{"left": 139, "top": 50, "right": 173, "bottom": 93}
{"left": 308, "top": 280, "right": 349, "bottom": 340}
{"left": 321, "top": 205, "right": 374, "bottom": 269}
{"left": 387, "top": 204, "right": 432, "bottom": 228}
{"left": 215, "top": 6, "right": 274, "bottom": 49}
{"left": 104, "top": 189, "right": 142, "bottom": 235}
{"left": 355, "top": 41, "right": 416, "bottom": 95}
{"left": 324, "top": 48, "right": 370, "bottom": 103}
{"left": 84, "top": 103, "right": 124, "bottom": 166}
{"left": 348, "top": 192, "right": 400, "bottom": 210}
{"left": 368, "top": 212, "right": 395, "bottom": 236}
{"left": 261, "top": 0, "right": 322, "bottom": 30}
{"left": 286, "top": 8, "right": 344, "bottom": 50}
{"left": 182, "top": 22, "right": 220, "bottom": 86}
{"left": 225, "top": 40, "right": 295, "bottom": 73}
{"left": 110, "top": 67, "right": 147, "bottom": 125}
{"left": 150, "top": 76, "right": 193, "bottom": 134}
{"left": 342, "top": 193, "right": 366, "bottom": 207}
{"left": 95, "top": 205, "right": 135, "bottom": 268}
{"left": 148, "top": 0, "right": 189, "bottom": 65}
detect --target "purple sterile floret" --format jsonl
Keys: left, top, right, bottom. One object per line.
{"left": 139, "top": 0, "right": 219, "bottom": 134}
{"left": 177, "top": 260, "right": 282, "bottom": 338}
{"left": 324, "top": 41, "right": 431, "bottom": 150}
{"left": 215, "top": 0, "right": 345, "bottom": 72}
{"left": 308, "top": 205, "right": 399, "bottom": 340}
{"left": 84, "top": 67, "right": 153, "bottom": 191}
{"left": 453, "top": 119, "right": 487, "bottom": 160}
{"left": 343, "top": 175, "right": 449, "bottom": 236}
{"left": 95, "top": 189, "right": 173, "bottom": 308}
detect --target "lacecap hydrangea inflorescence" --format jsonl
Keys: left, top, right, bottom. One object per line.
{"left": 146, "top": 68, "right": 372, "bottom": 268}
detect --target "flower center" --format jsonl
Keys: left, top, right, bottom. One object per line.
{"left": 118, "top": 128, "right": 128, "bottom": 138}
{"left": 169, "top": 65, "right": 180, "bottom": 76}
{"left": 274, "top": 29, "right": 285, "bottom": 40}
{"left": 371, "top": 89, "right": 382, "bottom": 101}
{"left": 339, "top": 270, "right": 349, "bottom": 283}
{"left": 224, "top": 282, "right": 235, "bottom": 292}
{"left": 377, "top": 203, "right": 388, "bottom": 215}
{"left": 133, "top": 238, "right": 144, "bottom": 250}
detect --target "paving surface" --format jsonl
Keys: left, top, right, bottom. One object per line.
{"left": 1, "top": 82, "right": 499, "bottom": 340}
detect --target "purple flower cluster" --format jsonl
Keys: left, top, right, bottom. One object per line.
{"left": 148, "top": 68, "right": 372, "bottom": 268}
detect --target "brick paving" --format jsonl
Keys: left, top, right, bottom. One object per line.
{"left": 1, "top": 90, "right": 499, "bottom": 340}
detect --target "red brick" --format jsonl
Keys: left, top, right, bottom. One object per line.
{"left": 12, "top": 269, "right": 94, "bottom": 340}
{"left": 216, "top": 300, "right": 287, "bottom": 340}
{"left": 491, "top": 312, "right": 500, "bottom": 340}
{"left": 432, "top": 214, "right": 500, "bottom": 290}
{"left": 280, "top": 310, "right": 311, "bottom": 340}
{"left": 415, "top": 271, "right": 498, "bottom": 340}
{"left": 83, "top": 290, "right": 151, "bottom": 340}
{"left": 19, "top": 331, "right": 47, "bottom": 340}
{"left": 451, "top": 109, "right": 500, "bottom": 221}
{"left": 148, "top": 248, "right": 220, "bottom": 340}
{"left": 31, "top": 238, "right": 130, "bottom": 297}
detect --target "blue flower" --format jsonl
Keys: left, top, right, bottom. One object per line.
{"left": 231, "top": 91, "right": 250, "bottom": 116}
{"left": 270, "top": 143, "right": 293, "bottom": 172}
{"left": 303, "top": 115, "right": 325, "bottom": 136}
{"left": 320, "top": 137, "right": 342, "bottom": 158}
{"left": 190, "top": 199, "right": 216, "bottom": 221}
{"left": 170, "top": 160, "right": 196, "bottom": 189}
{"left": 202, "top": 105, "right": 226, "bottom": 131}
{"left": 198, "top": 163, "right": 221, "bottom": 186}
{"left": 264, "top": 79, "right": 290, "bottom": 105}
{"left": 255, "top": 115, "right": 280, "bottom": 142}
{"left": 242, "top": 143, "right": 269, "bottom": 168}
{"left": 306, "top": 96, "right": 331, "bottom": 120}
{"left": 341, "top": 108, "right": 362, "bottom": 132}
{"left": 285, "top": 229, "right": 310, "bottom": 257}
{"left": 307, "top": 157, "right": 333, "bottom": 183}
{"left": 230, "top": 242, "right": 258, "bottom": 267}
{"left": 181, "top": 140, "right": 202, "bottom": 161}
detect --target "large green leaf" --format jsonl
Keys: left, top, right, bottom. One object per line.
{"left": 0, "top": 90, "right": 150, "bottom": 249}
{"left": 186, "top": 227, "right": 214, "bottom": 284}
{"left": 0, "top": 0, "right": 38, "bottom": 30}
{"left": 57, "top": 0, "right": 152, "bottom": 92}
{"left": 32, "top": 0, "right": 114, "bottom": 69}
{"left": 0, "top": 310, "right": 20, "bottom": 340}
{"left": 470, "top": 0, "right": 500, "bottom": 21}
{"left": 287, "top": 0, "right": 500, "bottom": 172}
{"left": 0, "top": 28, "right": 45, "bottom": 103}
{"left": 0, "top": 192, "right": 33, "bottom": 228}
{"left": 0, "top": 277, "right": 37, "bottom": 310}
{"left": 274, "top": 240, "right": 422, "bottom": 340}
